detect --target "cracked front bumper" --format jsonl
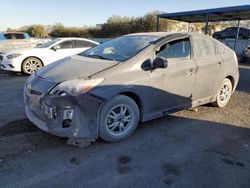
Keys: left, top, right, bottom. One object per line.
{"left": 24, "top": 85, "right": 103, "bottom": 140}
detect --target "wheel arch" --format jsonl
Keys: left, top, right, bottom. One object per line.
{"left": 21, "top": 56, "right": 44, "bottom": 72}
{"left": 225, "top": 75, "right": 235, "bottom": 91}
{"left": 119, "top": 91, "right": 144, "bottom": 121}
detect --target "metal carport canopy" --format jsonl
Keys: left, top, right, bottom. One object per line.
{"left": 157, "top": 5, "right": 250, "bottom": 34}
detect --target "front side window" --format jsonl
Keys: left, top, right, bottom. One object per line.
{"left": 37, "top": 39, "right": 61, "bottom": 48}
{"left": 156, "top": 38, "right": 190, "bottom": 59}
{"left": 80, "top": 35, "right": 160, "bottom": 61}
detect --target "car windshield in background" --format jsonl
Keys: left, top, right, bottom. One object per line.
{"left": 37, "top": 39, "right": 61, "bottom": 48}
{"left": 80, "top": 35, "right": 160, "bottom": 61}
{"left": 0, "top": 34, "right": 5, "bottom": 40}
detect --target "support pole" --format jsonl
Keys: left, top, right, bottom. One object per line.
{"left": 156, "top": 15, "right": 159, "bottom": 32}
{"left": 205, "top": 14, "right": 209, "bottom": 35}
{"left": 234, "top": 19, "right": 241, "bottom": 51}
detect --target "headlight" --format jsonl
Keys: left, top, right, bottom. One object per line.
{"left": 50, "top": 78, "right": 104, "bottom": 96}
{"left": 7, "top": 53, "right": 22, "bottom": 59}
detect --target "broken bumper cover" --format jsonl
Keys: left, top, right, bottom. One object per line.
{"left": 24, "top": 88, "right": 103, "bottom": 140}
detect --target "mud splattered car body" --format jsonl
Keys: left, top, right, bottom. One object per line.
{"left": 24, "top": 32, "right": 239, "bottom": 146}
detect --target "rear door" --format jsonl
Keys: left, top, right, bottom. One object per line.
{"left": 191, "top": 35, "right": 223, "bottom": 101}
{"left": 148, "top": 36, "right": 197, "bottom": 114}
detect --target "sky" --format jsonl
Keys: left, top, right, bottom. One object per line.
{"left": 0, "top": 0, "right": 249, "bottom": 31}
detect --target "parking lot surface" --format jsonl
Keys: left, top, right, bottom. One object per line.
{"left": 0, "top": 65, "right": 249, "bottom": 188}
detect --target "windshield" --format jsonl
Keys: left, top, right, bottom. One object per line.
{"left": 37, "top": 39, "right": 61, "bottom": 48}
{"left": 79, "top": 35, "right": 159, "bottom": 61}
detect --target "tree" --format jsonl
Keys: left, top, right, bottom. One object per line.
{"left": 27, "top": 25, "right": 48, "bottom": 38}
{"left": 7, "top": 28, "right": 14, "bottom": 32}
{"left": 50, "top": 23, "right": 65, "bottom": 37}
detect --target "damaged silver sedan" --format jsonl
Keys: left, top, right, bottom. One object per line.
{"left": 24, "top": 32, "right": 239, "bottom": 147}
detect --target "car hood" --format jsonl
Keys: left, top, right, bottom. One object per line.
{"left": 36, "top": 55, "right": 118, "bottom": 82}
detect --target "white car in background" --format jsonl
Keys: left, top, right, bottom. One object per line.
{"left": 0, "top": 38, "right": 99, "bottom": 74}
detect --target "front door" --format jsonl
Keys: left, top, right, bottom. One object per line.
{"left": 148, "top": 37, "right": 196, "bottom": 114}
{"left": 49, "top": 40, "right": 77, "bottom": 63}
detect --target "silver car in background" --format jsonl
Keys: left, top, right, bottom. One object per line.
{"left": 24, "top": 32, "right": 239, "bottom": 147}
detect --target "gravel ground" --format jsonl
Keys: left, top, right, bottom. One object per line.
{"left": 0, "top": 65, "right": 249, "bottom": 188}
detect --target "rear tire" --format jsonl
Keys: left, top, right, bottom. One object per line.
{"left": 212, "top": 78, "right": 232, "bottom": 108}
{"left": 99, "top": 95, "right": 140, "bottom": 142}
{"left": 22, "top": 57, "right": 43, "bottom": 75}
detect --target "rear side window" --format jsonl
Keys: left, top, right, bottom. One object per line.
{"left": 156, "top": 38, "right": 190, "bottom": 59}
{"left": 192, "top": 36, "right": 215, "bottom": 58}
{"left": 58, "top": 40, "right": 74, "bottom": 49}
{"left": 14, "top": 33, "right": 25, "bottom": 39}
{"left": 3, "top": 34, "right": 12, "bottom": 39}
{"left": 74, "top": 40, "right": 97, "bottom": 48}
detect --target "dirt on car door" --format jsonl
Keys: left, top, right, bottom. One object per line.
{"left": 148, "top": 37, "right": 197, "bottom": 114}
{"left": 191, "top": 35, "right": 224, "bottom": 101}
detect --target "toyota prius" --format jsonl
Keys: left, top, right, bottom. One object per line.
{"left": 24, "top": 32, "right": 239, "bottom": 147}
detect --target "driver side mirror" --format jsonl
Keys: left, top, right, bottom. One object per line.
{"left": 141, "top": 57, "right": 168, "bottom": 71}
{"left": 52, "top": 45, "right": 60, "bottom": 51}
{"left": 152, "top": 57, "right": 168, "bottom": 69}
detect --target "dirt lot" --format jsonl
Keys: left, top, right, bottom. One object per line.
{"left": 0, "top": 65, "right": 249, "bottom": 188}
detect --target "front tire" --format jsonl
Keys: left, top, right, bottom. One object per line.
{"left": 212, "top": 78, "right": 232, "bottom": 108}
{"left": 22, "top": 57, "right": 43, "bottom": 75}
{"left": 99, "top": 95, "right": 140, "bottom": 142}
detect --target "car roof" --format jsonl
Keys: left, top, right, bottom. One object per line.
{"left": 126, "top": 32, "right": 208, "bottom": 39}
{"left": 57, "top": 37, "right": 99, "bottom": 44}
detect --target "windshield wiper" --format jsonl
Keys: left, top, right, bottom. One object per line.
{"left": 84, "top": 54, "right": 116, "bottom": 61}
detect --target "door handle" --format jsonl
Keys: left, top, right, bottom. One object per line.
{"left": 218, "top": 61, "right": 222, "bottom": 66}
{"left": 186, "top": 69, "right": 195, "bottom": 76}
